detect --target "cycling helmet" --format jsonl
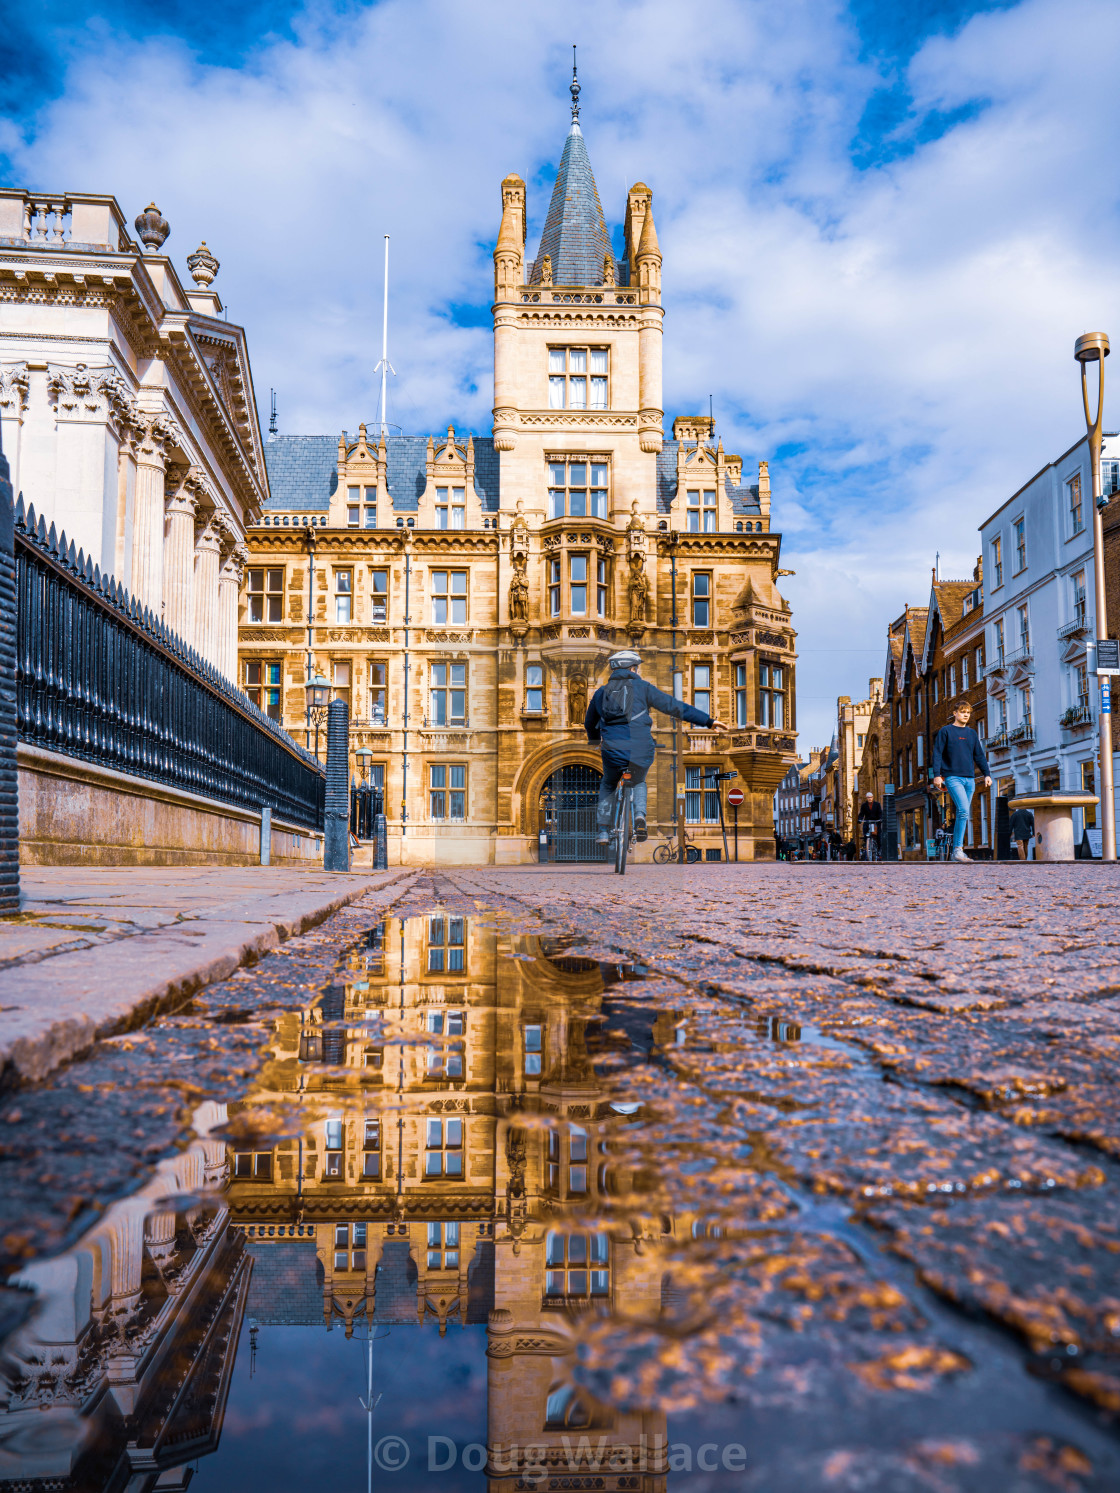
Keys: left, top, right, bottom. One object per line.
{"left": 608, "top": 649, "right": 641, "bottom": 670}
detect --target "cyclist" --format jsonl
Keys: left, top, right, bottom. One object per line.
{"left": 585, "top": 649, "right": 725, "bottom": 846}
{"left": 857, "top": 791, "right": 882, "bottom": 858}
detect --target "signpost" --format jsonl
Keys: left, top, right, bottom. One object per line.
{"left": 727, "top": 785, "right": 745, "bottom": 861}
{"left": 703, "top": 770, "right": 737, "bottom": 864}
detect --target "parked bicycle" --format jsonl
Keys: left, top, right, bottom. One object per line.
{"left": 652, "top": 830, "right": 701, "bottom": 864}
{"left": 933, "top": 825, "right": 953, "bottom": 861}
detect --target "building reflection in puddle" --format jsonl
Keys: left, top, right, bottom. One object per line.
{"left": 230, "top": 916, "right": 671, "bottom": 1487}
{"left": 0, "top": 918, "right": 678, "bottom": 1490}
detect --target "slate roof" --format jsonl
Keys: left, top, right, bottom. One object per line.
{"left": 656, "top": 440, "right": 763, "bottom": 518}
{"left": 530, "top": 121, "right": 615, "bottom": 287}
{"left": 262, "top": 434, "right": 500, "bottom": 512}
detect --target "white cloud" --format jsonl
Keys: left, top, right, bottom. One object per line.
{"left": 5, "top": 0, "right": 1120, "bottom": 745}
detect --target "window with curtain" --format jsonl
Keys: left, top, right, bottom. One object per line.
{"left": 547, "top": 458, "right": 608, "bottom": 519}
{"left": 686, "top": 488, "right": 717, "bottom": 532}
{"left": 436, "top": 487, "right": 465, "bottom": 530}
{"left": 547, "top": 347, "right": 608, "bottom": 410}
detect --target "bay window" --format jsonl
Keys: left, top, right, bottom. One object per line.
{"left": 759, "top": 662, "right": 785, "bottom": 728}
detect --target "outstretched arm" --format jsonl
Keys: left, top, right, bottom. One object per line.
{"left": 642, "top": 680, "right": 725, "bottom": 729}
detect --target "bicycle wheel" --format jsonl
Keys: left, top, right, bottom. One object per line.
{"left": 615, "top": 786, "right": 630, "bottom": 874}
{"left": 653, "top": 842, "right": 673, "bottom": 864}
{"left": 685, "top": 845, "right": 701, "bottom": 864}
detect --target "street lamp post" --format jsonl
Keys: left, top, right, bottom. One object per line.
{"left": 304, "top": 671, "right": 331, "bottom": 763}
{"left": 1075, "top": 332, "right": 1116, "bottom": 862}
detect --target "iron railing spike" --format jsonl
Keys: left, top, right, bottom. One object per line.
{"left": 47, "top": 522, "right": 59, "bottom": 554}
{"left": 36, "top": 513, "right": 47, "bottom": 543}
{"left": 67, "top": 539, "right": 78, "bottom": 569}
{"left": 13, "top": 495, "right": 25, "bottom": 527}
{"left": 76, "top": 546, "right": 85, "bottom": 575}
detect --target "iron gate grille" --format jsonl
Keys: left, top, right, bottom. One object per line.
{"left": 540, "top": 763, "right": 605, "bottom": 862}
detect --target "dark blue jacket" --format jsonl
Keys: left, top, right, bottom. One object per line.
{"left": 585, "top": 668, "right": 713, "bottom": 767}
{"left": 931, "top": 723, "right": 990, "bottom": 780}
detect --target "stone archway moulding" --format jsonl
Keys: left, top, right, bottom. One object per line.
{"left": 513, "top": 743, "right": 604, "bottom": 836}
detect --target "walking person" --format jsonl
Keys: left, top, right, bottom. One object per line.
{"left": 1009, "top": 802, "right": 1036, "bottom": 861}
{"left": 931, "top": 701, "right": 991, "bottom": 864}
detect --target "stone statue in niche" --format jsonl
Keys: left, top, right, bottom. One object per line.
{"left": 628, "top": 552, "right": 650, "bottom": 630}
{"left": 510, "top": 498, "right": 530, "bottom": 563}
{"left": 627, "top": 500, "right": 647, "bottom": 556}
{"left": 508, "top": 557, "right": 529, "bottom": 634}
{"left": 567, "top": 672, "right": 588, "bottom": 726}
{"left": 539, "top": 254, "right": 552, "bottom": 287}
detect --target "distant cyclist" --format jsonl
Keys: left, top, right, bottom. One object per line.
{"left": 858, "top": 791, "right": 882, "bottom": 855}
{"left": 585, "top": 649, "right": 725, "bottom": 845}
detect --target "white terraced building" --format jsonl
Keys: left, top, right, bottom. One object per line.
{"left": 980, "top": 430, "right": 1120, "bottom": 846}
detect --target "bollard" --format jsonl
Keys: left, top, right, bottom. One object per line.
{"left": 374, "top": 811, "right": 387, "bottom": 870}
{"left": 0, "top": 428, "right": 18, "bottom": 911}
{"left": 323, "top": 697, "right": 350, "bottom": 872}
{"left": 260, "top": 806, "right": 271, "bottom": 866}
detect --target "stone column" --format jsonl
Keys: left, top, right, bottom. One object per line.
{"left": 193, "top": 519, "right": 222, "bottom": 666}
{"left": 216, "top": 544, "right": 245, "bottom": 684}
{"left": 163, "top": 473, "right": 199, "bottom": 646}
{"left": 131, "top": 417, "right": 169, "bottom": 613}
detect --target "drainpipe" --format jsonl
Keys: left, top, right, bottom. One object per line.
{"left": 305, "top": 525, "right": 317, "bottom": 751}
{"left": 401, "top": 539, "right": 411, "bottom": 837}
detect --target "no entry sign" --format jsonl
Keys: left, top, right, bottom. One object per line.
{"left": 726, "top": 787, "right": 745, "bottom": 807}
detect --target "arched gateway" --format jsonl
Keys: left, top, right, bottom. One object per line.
{"left": 539, "top": 764, "right": 606, "bottom": 863}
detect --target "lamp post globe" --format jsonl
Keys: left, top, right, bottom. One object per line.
{"left": 304, "top": 671, "right": 331, "bottom": 761}
{"left": 1074, "top": 331, "right": 1116, "bottom": 861}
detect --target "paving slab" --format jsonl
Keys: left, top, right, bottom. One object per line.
{"left": 0, "top": 866, "right": 415, "bottom": 1084}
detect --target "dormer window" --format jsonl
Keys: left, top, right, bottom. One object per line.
{"left": 687, "top": 489, "right": 717, "bottom": 533}
{"left": 436, "top": 487, "right": 465, "bottom": 530}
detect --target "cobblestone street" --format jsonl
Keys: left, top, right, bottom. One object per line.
{"left": 3, "top": 861, "right": 1120, "bottom": 1491}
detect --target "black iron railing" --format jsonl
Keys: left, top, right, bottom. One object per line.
{"left": 15, "top": 500, "right": 325, "bottom": 830}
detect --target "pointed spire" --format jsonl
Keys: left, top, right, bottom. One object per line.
{"left": 530, "top": 64, "right": 613, "bottom": 288}
{"left": 636, "top": 198, "right": 661, "bottom": 260}
{"left": 570, "top": 44, "right": 580, "bottom": 126}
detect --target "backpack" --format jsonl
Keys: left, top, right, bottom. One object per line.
{"left": 600, "top": 675, "right": 637, "bottom": 726}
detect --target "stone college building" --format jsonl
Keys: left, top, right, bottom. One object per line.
{"left": 243, "top": 83, "right": 798, "bottom": 864}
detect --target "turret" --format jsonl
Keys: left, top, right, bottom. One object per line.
{"left": 494, "top": 174, "right": 525, "bottom": 299}
{"left": 635, "top": 193, "right": 661, "bottom": 305}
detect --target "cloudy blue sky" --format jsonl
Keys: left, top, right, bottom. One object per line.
{"left": 4, "top": 0, "right": 1120, "bottom": 746}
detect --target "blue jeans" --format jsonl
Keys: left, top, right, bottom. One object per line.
{"left": 597, "top": 757, "right": 649, "bottom": 828}
{"left": 944, "top": 775, "right": 974, "bottom": 852}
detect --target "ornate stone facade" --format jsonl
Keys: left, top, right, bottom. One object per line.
{"left": 241, "top": 93, "right": 798, "bottom": 863}
{"left": 0, "top": 189, "right": 268, "bottom": 682}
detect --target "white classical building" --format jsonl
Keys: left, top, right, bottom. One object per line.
{"left": 980, "top": 430, "right": 1120, "bottom": 844}
{"left": 0, "top": 190, "right": 268, "bottom": 681}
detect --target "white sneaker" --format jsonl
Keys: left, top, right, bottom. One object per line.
{"left": 952, "top": 848, "right": 971, "bottom": 863}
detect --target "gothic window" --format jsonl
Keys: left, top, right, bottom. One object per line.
{"left": 691, "top": 572, "right": 711, "bottom": 627}
{"left": 427, "top": 1221, "right": 460, "bottom": 1269}
{"left": 425, "top": 1116, "right": 463, "bottom": 1177}
{"left": 427, "top": 916, "right": 466, "bottom": 971}
{"left": 332, "top": 662, "right": 351, "bottom": 712}
{"left": 525, "top": 663, "right": 544, "bottom": 713}
{"left": 369, "top": 661, "right": 387, "bottom": 724}
{"left": 247, "top": 567, "right": 284, "bottom": 622}
{"left": 429, "top": 764, "right": 467, "bottom": 820}
{"left": 759, "top": 662, "right": 785, "bottom": 728}
{"left": 430, "top": 662, "right": 467, "bottom": 726}
{"left": 370, "top": 569, "right": 389, "bottom": 623}
{"left": 686, "top": 488, "right": 717, "bottom": 532}
{"left": 548, "top": 347, "right": 608, "bottom": 410}
{"left": 426, "top": 1009, "right": 465, "bottom": 1076}
{"left": 334, "top": 1223, "right": 366, "bottom": 1272}
{"left": 362, "top": 1119, "right": 381, "bottom": 1179}
{"left": 431, "top": 571, "right": 467, "bottom": 624}
{"left": 245, "top": 661, "right": 281, "bottom": 720}
{"left": 436, "top": 486, "right": 466, "bottom": 530}
{"left": 545, "top": 1231, "right": 609, "bottom": 1298}
{"left": 692, "top": 663, "right": 712, "bottom": 716}
{"left": 548, "top": 458, "right": 608, "bottom": 519}
{"left": 735, "top": 663, "right": 748, "bottom": 726}
{"left": 523, "top": 1023, "right": 542, "bottom": 1075}
{"left": 334, "top": 569, "right": 352, "bottom": 623}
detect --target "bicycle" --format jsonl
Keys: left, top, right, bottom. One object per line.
{"left": 933, "top": 826, "right": 953, "bottom": 861}
{"left": 608, "top": 771, "right": 635, "bottom": 875}
{"left": 652, "top": 831, "right": 701, "bottom": 864}
{"left": 860, "top": 826, "right": 881, "bottom": 862}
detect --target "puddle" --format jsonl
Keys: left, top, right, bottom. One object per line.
{"left": 1, "top": 907, "right": 1119, "bottom": 1491}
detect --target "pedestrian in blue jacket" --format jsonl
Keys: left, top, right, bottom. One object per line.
{"left": 931, "top": 701, "right": 991, "bottom": 863}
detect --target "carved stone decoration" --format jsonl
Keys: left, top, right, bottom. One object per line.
{"left": 0, "top": 362, "right": 30, "bottom": 416}
{"left": 539, "top": 254, "right": 552, "bottom": 286}
{"left": 135, "top": 202, "right": 170, "bottom": 252}
{"left": 627, "top": 551, "right": 650, "bottom": 636}
{"left": 508, "top": 555, "right": 529, "bottom": 638}
{"left": 567, "top": 672, "right": 588, "bottom": 727}
{"left": 186, "top": 241, "right": 220, "bottom": 287}
{"left": 626, "top": 500, "right": 647, "bottom": 556}
{"left": 509, "top": 499, "right": 530, "bottom": 563}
